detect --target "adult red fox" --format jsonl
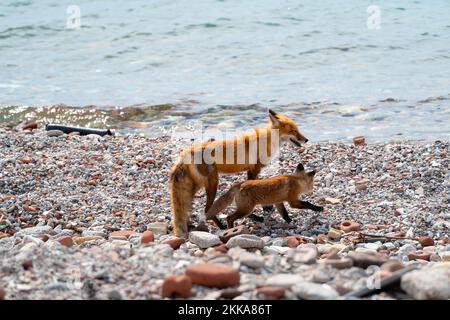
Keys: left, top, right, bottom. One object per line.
{"left": 205, "top": 163, "right": 323, "bottom": 229}
{"left": 170, "top": 110, "right": 308, "bottom": 237}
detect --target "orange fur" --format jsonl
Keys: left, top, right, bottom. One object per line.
{"left": 205, "top": 165, "right": 323, "bottom": 228}
{"left": 170, "top": 110, "right": 308, "bottom": 237}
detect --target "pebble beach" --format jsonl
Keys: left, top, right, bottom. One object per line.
{"left": 0, "top": 125, "right": 449, "bottom": 300}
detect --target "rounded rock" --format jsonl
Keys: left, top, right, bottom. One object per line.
{"left": 109, "top": 230, "right": 135, "bottom": 240}
{"left": 286, "top": 236, "right": 308, "bottom": 248}
{"left": 162, "top": 237, "right": 186, "bottom": 250}
{"left": 339, "top": 220, "right": 361, "bottom": 233}
{"left": 226, "top": 234, "right": 265, "bottom": 249}
{"left": 418, "top": 236, "right": 434, "bottom": 247}
{"left": 140, "top": 230, "right": 154, "bottom": 245}
{"left": 256, "top": 286, "right": 285, "bottom": 300}
{"left": 56, "top": 236, "right": 74, "bottom": 247}
{"left": 353, "top": 136, "right": 366, "bottom": 146}
{"left": 189, "top": 231, "right": 221, "bottom": 249}
{"left": 380, "top": 260, "right": 405, "bottom": 273}
{"left": 185, "top": 263, "right": 240, "bottom": 288}
{"left": 162, "top": 275, "right": 192, "bottom": 298}
{"left": 407, "top": 250, "right": 431, "bottom": 261}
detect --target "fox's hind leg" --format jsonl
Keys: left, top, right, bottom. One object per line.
{"left": 275, "top": 203, "right": 292, "bottom": 223}
{"left": 226, "top": 205, "right": 254, "bottom": 228}
{"left": 289, "top": 200, "right": 323, "bottom": 212}
{"left": 197, "top": 164, "right": 218, "bottom": 214}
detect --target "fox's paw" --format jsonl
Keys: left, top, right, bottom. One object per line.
{"left": 249, "top": 214, "right": 264, "bottom": 223}
{"left": 314, "top": 206, "right": 324, "bottom": 212}
{"left": 213, "top": 217, "right": 227, "bottom": 230}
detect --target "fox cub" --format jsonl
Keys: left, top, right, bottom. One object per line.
{"left": 205, "top": 163, "right": 323, "bottom": 229}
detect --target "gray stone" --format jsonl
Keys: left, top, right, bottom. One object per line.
{"left": 226, "top": 234, "right": 265, "bottom": 249}
{"left": 189, "top": 231, "right": 221, "bottom": 249}
{"left": 239, "top": 252, "right": 264, "bottom": 268}
{"left": 15, "top": 225, "right": 53, "bottom": 238}
{"left": 46, "top": 130, "right": 65, "bottom": 137}
{"left": 401, "top": 268, "right": 450, "bottom": 300}
{"left": 265, "top": 274, "right": 303, "bottom": 288}
{"left": 293, "top": 281, "right": 338, "bottom": 300}
{"left": 147, "top": 222, "right": 168, "bottom": 235}
{"left": 292, "top": 245, "right": 317, "bottom": 264}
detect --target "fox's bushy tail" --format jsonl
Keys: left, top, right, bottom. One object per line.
{"left": 170, "top": 162, "right": 196, "bottom": 237}
{"left": 206, "top": 182, "right": 242, "bottom": 219}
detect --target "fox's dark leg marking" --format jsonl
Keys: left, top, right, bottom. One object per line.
{"left": 227, "top": 209, "right": 253, "bottom": 228}
{"left": 248, "top": 213, "right": 264, "bottom": 222}
{"left": 275, "top": 203, "right": 292, "bottom": 223}
{"left": 213, "top": 216, "right": 226, "bottom": 230}
{"left": 289, "top": 200, "right": 323, "bottom": 212}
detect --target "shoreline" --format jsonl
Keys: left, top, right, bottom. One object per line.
{"left": 0, "top": 126, "right": 449, "bottom": 300}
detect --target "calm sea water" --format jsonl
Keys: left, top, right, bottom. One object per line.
{"left": 1, "top": 0, "right": 450, "bottom": 141}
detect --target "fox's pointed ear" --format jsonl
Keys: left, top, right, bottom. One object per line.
{"left": 296, "top": 163, "right": 305, "bottom": 172}
{"left": 308, "top": 170, "right": 316, "bottom": 177}
{"left": 269, "top": 109, "right": 280, "bottom": 126}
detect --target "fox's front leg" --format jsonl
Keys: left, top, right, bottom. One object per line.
{"left": 275, "top": 203, "right": 292, "bottom": 223}
{"left": 289, "top": 200, "right": 323, "bottom": 212}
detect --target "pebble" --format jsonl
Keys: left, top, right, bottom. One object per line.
{"left": 327, "top": 228, "right": 343, "bottom": 240}
{"left": 239, "top": 252, "right": 264, "bottom": 268}
{"left": 162, "top": 275, "right": 192, "bottom": 298}
{"left": 72, "top": 236, "right": 103, "bottom": 244}
{"left": 291, "top": 246, "right": 317, "bottom": 264}
{"left": 418, "top": 236, "right": 434, "bottom": 247}
{"left": 219, "top": 225, "right": 249, "bottom": 243}
{"left": 407, "top": 250, "right": 431, "bottom": 261}
{"left": 347, "top": 252, "right": 388, "bottom": 268}
{"left": 339, "top": 220, "right": 360, "bottom": 232}
{"left": 56, "top": 236, "right": 74, "bottom": 247}
{"left": 353, "top": 136, "right": 365, "bottom": 146}
{"left": 189, "top": 231, "right": 222, "bottom": 249}
{"left": 440, "top": 252, "right": 450, "bottom": 262}
{"left": 163, "top": 237, "right": 185, "bottom": 250}
{"left": 321, "top": 257, "right": 353, "bottom": 270}
{"left": 140, "top": 231, "right": 155, "bottom": 244}
{"left": 109, "top": 230, "right": 135, "bottom": 239}
{"left": 147, "top": 222, "right": 168, "bottom": 235}
{"left": 256, "top": 286, "right": 284, "bottom": 300}
{"left": 286, "top": 236, "right": 308, "bottom": 248}
{"left": 46, "top": 130, "right": 64, "bottom": 137}
{"left": 226, "top": 235, "right": 265, "bottom": 249}
{"left": 265, "top": 274, "right": 304, "bottom": 288}
{"left": 380, "top": 260, "right": 404, "bottom": 273}
{"left": 293, "top": 282, "right": 338, "bottom": 300}
{"left": 15, "top": 226, "right": 53, "bottom": 238}
{"left": 401, "top": 268, "right": 450, "bottom": 300}
{"left": 185, "top": 263, "right": 240, "bottom": 288}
